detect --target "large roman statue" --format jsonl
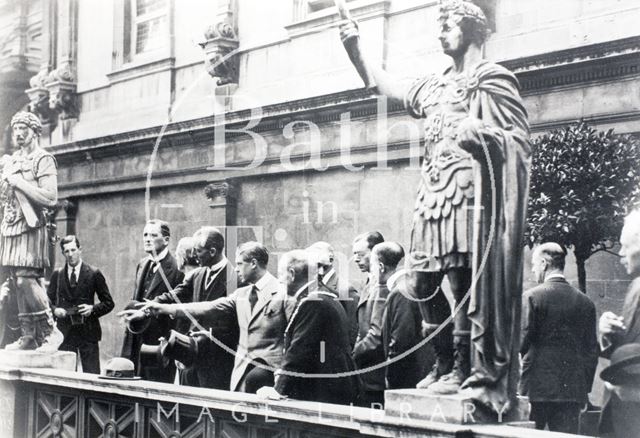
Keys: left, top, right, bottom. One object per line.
{"left": 0, "top": 111, "right": 62, "bottom": 352}
{"left": 339, "top": 0, "right": 531, "bottom": 413}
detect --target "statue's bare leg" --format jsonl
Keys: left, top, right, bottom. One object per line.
{"left": 5, "top": 275, "right": 62, "bottom": 352}
{"left": 408, "top": 270, "right": 455, "bottom": 389}
{"left": 428, "top": 267, "right": 472, "bottom": 394}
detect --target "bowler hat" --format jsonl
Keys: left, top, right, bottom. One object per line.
{"left": 600, "top": 343, "right": 640, "bottom": 385}
{"left": 162, "top": 330, "right": 199, "bottom": 367}
{"left": 99, "top": 357, "right": 141, "bottom": 380}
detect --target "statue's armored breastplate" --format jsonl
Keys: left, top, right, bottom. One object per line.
{"left": 414, "top": 74, "right": 477, "bottom": 220}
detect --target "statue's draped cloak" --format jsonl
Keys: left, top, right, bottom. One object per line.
{"left": 406, "top": 61, "right": 531, "bottom": 412}
{"left": 461, "top": 61, "right": 531, "bottom": 412}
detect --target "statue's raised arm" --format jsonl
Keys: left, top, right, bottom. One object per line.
{"left": 337, "top": 0, "right": 407, "bottom": 102}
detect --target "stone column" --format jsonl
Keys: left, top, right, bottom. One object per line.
{"left": 56, "top": 199, "right": 78, "bottom": 238}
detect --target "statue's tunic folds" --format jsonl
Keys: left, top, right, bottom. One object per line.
{"left": 405, "top": 61, "right": 531, "bottom": 411}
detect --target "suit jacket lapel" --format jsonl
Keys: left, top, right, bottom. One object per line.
{"left": 357, "top": 277, "right": 371, "bottom": 308}
{"left": 146, "top": 255, "right": 174, "bottom": 298}
{"left": 74, "top": 263, "right": 91, "bottom": 297}
{"left": 248, "top": 276, "right": 278, "bottom": 327}
{"left": 249, "top": 289, "right": 274, "bottom": 326}
{"left": 134, "top": 259, "right": 152, "bottom": 301}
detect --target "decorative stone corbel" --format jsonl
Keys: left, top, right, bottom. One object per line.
{"left": 204, "top": 181, "right": 237, "bottom": 226}
{"left": 25, "top": 69, "right": 56, "bottom": 125}
{"left": 46, "top": 63, "right": 78, "bottom": 120}
{"left": 200, "top": 21, "right": 240, "bottom": 86}
{"left": 204, "top": 181, "right": 236, "bottom": 207}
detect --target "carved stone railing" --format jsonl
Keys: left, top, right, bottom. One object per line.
{"left": 0, "top": 366, "right": 580, "bottom": 438}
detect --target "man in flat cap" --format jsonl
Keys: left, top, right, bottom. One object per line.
{"left": 0, "top": 111, "right": 61, "bottom": 352}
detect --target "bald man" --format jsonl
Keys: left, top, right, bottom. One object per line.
{"left": 307, "top": 241, "right": 359, "bottom": 347}
{"left": 520, "top": 242, "right": 598, "bottom": 433}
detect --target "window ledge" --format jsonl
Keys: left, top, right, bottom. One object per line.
{"left": 285, "top": 0, "right": 390, "bottom": 39}
{"left": 107, "top": 55, "right": 175, "bottom": 84}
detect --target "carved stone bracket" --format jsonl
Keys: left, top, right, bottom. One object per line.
{"left": 204, "top": 181, "right": 236, "bottom": 207}
{"left": 46, "top": 63, "right": 78, "bottom": 120}
{"left": 200, "top": 21, "right": 240, "bottom": 86}
{"left": 25, "top": 69, "right": 56, "bottom": 125}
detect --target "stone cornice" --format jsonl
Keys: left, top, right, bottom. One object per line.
{"left": 500, "top": 36, "right": 640, "bottom": 95}
{"left": 49, "top": 87, "right": 384, "bottom": 163}
{"left": 501, "top": 36, "right": 640, "bottom": 73}
{"left": 49, "top": 37, "right": 640, "bottom": 166}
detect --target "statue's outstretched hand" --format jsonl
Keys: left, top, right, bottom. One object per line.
{"left": 339, "top": 19, "right": 359, "bottom": 44}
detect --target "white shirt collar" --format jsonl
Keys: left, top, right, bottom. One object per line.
{"left": 545, "top": 273, "right": 566, "bottom": 281}
{"left": 147, "top": 247, "right": 169, "bottom": 263}
{"left": 254, "top": 271, "right": 272, "bottom": 292}
{"left": 322, "top": 268, "right": 335, "bottom": 284}
{"left": 208, "top": 256, "right": 228, "bottom": 273}
{"left": 68, "top": 261, "right": 82, "bottom": 279}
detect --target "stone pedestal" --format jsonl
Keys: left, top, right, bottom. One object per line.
{"left": 0, "top": 351, "right": 76, "bottom": 437}
{"left": 385, "top": 389, "right": 530, "bottom": 425}
{"left": 0, "top": 350, "right": 76, "bottom": 370}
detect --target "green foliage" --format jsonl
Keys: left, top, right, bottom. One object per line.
{"left": 525, "top": 121, "right": 640, "bottom": 262}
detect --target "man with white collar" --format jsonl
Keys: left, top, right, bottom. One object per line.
{"left": 47, "top": 235, "right": 114, "bottom": 374}
{"left": 376, "top": 242, "right": 428, "bottom": 390}
{"left": 264, "top": 250, "right": 358, "bottom": 405}
{"left": 132, "top": 242, "right": 295, "bottom": 393}
{"left": 120, "top": 219, "right": 184, "bottom": 383}
{"left": 307, "top": 241, "right": 359, "bottom": 347}
{"left": 520, "top": 242, "right": 598, "bottom": 433}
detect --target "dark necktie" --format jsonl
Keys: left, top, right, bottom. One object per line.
{"left": 249, "top": 285, "right": 258, "bottom": 312}
{"left": 147, "top": 261, "right": 157, "bottom": 279}
{"left": 205, "top": 268, "right": 216, "bottom": 290}
{"left": 70, "top": 268, "right": 77, "bottom": 289}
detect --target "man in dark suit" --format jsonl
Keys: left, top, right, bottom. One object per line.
{"left": 375, "top": 242, "right": 428, "bottom": 390}
{"left": 520, "top": 242, "right": 598, "bottom": 433}
{"left": 598, "top": 210, "right": 640, "bottom": 438}
{"left": 120, "top": 219, "right": 184, "bottom": 383}
{"left": 47, "top": 235, "right": 114, "bottom": 374}
{"left": 352, "top": 231, "right": 387, "bottom": 407}
{"left": 135, "top": 242, "right": 294, "bottom": 393}
{"left": 307, "top": 241, "right": 359, "bottom": 348}
{"left": 264, "top": 250, "right": 358, "bottom": 405}
{"left": 123, "top": 226, "right": 237, "bottom": 389}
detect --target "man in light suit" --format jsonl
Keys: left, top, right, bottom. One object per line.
{"left": 137, "top": 241, "right": 294, "bottom": 392}
{"left": 47, "top": 235, "right": 114, "bottom": 374}
{"left": 120, "top": 219, "right": 184, "bottom": 383}
{"left": 598, "top": 210, "right": 640, "bottom": 438}
{"left": 520, "top": 242, "right": 598, "bottom": 433}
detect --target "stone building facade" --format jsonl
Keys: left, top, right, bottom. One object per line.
{"left": 1, "top": 0, "right": 640, "bottom": 395}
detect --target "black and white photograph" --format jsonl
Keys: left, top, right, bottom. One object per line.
{"left": 0, "top": 1, "right": 639, "bottom": 437}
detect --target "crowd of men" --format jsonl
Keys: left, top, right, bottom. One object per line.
{"left": 29, "top": 211, "right": 640, "bottom": 437}
{"left": 113, "top": 223, "right": 426, "bottom": 407}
